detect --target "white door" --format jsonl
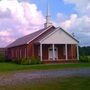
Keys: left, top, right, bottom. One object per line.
{"left": 49, "top": 47, "right": 58, "bottom": 60}
{"left": 49, "top": 49, "right": 53, "bottom": 59}
{"left": 55, "top": 48, "right": 58, "bottom": 59}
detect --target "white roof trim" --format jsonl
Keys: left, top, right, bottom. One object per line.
{"left": 60, "top": 28, "right": 79, "bottom": 43}
{"left": 27, "top": 25, "right": 54, "bottom": 44}
{"left": 40, "top": 27, "right": 79, "bottom": 44}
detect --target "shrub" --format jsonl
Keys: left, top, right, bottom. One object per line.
{"left": 19, "top": 58, "right": 29, "bottom": 65}
{"left": 80, "top": 56, "right": 90, "bottom": 63}
{"left": 18, "top": 56, "right": 42, "bottom": 65}
{"left": 30, "top": 56, "right": 42, "bottom": 65}
{"left": 30, "top": 56, "right": 36, "bottom": 65}
{"left": 0, "top": 53, "right": 5, "bottom": 62}
{"left": 5, "top": 59, "right": 12, "bottom": 62}
{"left": 36, "top": 57, "right": 42, "bottom": 64}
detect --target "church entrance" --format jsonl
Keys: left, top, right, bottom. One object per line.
{"left": 48, "top": 46, "right": 58, "bottom": 60}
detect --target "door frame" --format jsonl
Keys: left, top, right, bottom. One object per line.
{"left": 48, "top": 46, "right": 58, "bottom": 60}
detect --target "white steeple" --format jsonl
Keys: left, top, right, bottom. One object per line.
{"left": 44, "top": 3, "right": 52, "bottom": 28}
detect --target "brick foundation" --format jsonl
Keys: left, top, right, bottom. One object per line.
{"left": 42, "top": 60, "right": 79, "bottom": 64}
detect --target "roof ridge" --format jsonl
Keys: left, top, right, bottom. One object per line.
{"left": 16, "top": 28, "right": 45, "bottom": 40}
{"left": 27, "top": 25, "right": 55, "bottom": 44}
{"left": 7, "top": 25, "right": 55, "bottom": 48}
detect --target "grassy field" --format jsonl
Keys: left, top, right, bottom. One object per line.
{"left": 0, "top": 76, "right": 90, "bottom": 90}
{"left": 0, "top": 62, "right": 90, "bottom": 72}
{"left": 0, "top": 63, "right": 90, "bottom": 90}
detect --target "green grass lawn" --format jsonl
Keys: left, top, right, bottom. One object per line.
{"left": 0, "top": 63, "right": 90, "bottom": 90}
{"left": 0, "top": 76, "right": 90, "bottom": 90}
{"left": 0, "top": 62, "right": 90, "bottom": 72}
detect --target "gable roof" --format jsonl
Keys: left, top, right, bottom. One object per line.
{"left": 34, "top": 27, "right": 79, "bottom": 43}
{"left": 39, "top": 27, "right": 79, "bottom": 44}
{"left": 7, "top": 25, "right": 79, "bottom": 48}
{"left": 60, "top": 28, "right": 79, "bottom": 43}
{"left": 7, "top": 25, "right": 55, "bottom": 48}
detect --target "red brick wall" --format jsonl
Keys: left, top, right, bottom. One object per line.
{"left": 7, "top": 45, "right": 27, "bottom": 61}
{"left": 7, "top": 44, "right": 77, "bottom": 62}
{"left": 42, "top": 60, "right": 78, "bottom": 64}
{"left": 33, "top": 44, "right": 39, "bottom": 58}
{"left": 42, "top": 44, "right": 49, "bottom": 60}
{"left": 33, "top": 44, "right": 49, "bottom": 60}
{"left": 27, "top": 42, "right": 33, "bottom": 58}
{"left": 67, "top": 44, "right": 77, "bottom": 59}
{"left": 57, "top": 45, "right": 65, "bottom": 59}
{"left": 71, "top": 44, "right": 77, "bottom": 59}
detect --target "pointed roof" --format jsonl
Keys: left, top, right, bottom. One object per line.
{"left": 7, "top": 25, "right": 55, "bottom": 48}
{"left": 47, "top": 3, "right": 50, "bottom": 17}
{"left": 7, "top": 25, "right": 79, "bottom": 48}
{"left": 44, "top": 3, "right": 52, "bottom": 27}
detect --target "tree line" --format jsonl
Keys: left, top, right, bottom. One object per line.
{"left": 80, "top": 46, "right": 90, "bottom": 56}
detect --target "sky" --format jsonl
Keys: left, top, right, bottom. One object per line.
{"left": 0, "top": 0, "right": 90, "bottom": 47}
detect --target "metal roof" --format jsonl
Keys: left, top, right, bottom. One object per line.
{"left": 7, "top": 25, "right": 79, "bottom": 48}
{"left": 7, "top": 26, "right": 54, "bottom": 48}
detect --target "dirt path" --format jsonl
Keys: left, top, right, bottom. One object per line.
{"left": 0, "top": 68, "right": 90, "bottom": 85}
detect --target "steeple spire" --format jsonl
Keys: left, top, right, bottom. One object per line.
{"left": 47, "top": 3, "right": 50, "bottom": 17}
{"left": 44, "top": 3, "right": 52, "bottom": 28}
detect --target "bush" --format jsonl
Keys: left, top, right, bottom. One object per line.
{"left": 18, "top": 56, "right": 42, "bottom": 65}
{"left": 80, "top": 56, "right": 90, "bottom": 63}
{"left": 29, "top": 56, "right": 42, "bottom": 65}
{"left": 30, "top": 56, "right": 42, "bottom": 65}
{"left": 0, "top": 53, "right": 5, "bottom": 62}
{"left": 37, "top": 57, "right": 42, "bottom": 64}
{"left": 19, "top": 58, "right": 27, "bottom": 65}
{"left": 18, "top": 58, "right": 30, "bottom": 65}
{"left": 5, "top": 59, "right": 12, "bottom": 62}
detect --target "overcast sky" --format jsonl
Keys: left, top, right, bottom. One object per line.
{"left": 0, "top": 0, "right": 90, "bottom": 47}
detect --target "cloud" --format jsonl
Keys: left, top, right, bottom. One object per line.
{"left": 0, "top": 0, "right": 90, "bottom": 47}
{"left": 60, "top": 14, "right": 77, "bottom": 30}
{"left": 64, "top": 0, "right": 90, "bottom": 16}
{"left": 54, "top": 0, "right": 90, "bottom": 46}
{"left": 0, "top": 36, "right": 15, "bottom": 43}
{"left": 57, "top": 13, "right": 90, "bottom": 46}
{"left": 0, "top": 30, "right": 11, "bottom": 36}
{"left": 0, "top": 0, "right": 45, "bottom": 47}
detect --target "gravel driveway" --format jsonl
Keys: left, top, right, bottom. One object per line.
{"left": 0, "top": 68, "right": 90, "bottom": 85}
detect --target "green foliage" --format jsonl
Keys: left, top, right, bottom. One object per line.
{"left": 18, "top": 56, "right": 42, "bottom": 65}
{"left": 80, "top": 56, "right": 90, "bottom": 63}
{"left": 19, "top": 58, "right": 29, "bottom": 65}
{"left": 80, "top": 46, "right": 90, "bottom": 56}
{"left": 30, "top": 56, "right": 42, "bottom": 65}
{"left": 0, "top": 63, "right": 90, "bottom": 72}
{"left": 0, "top": 53, "right": 5, "bottom": 62}
{"left": 79, "top": 46, "right": 90, "bottom": 63}
{"left": 37, "top": 57, "right": 42, "bottom": 64}
{"left": 30, "top": 56, "right": 37, "bottom": 65}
